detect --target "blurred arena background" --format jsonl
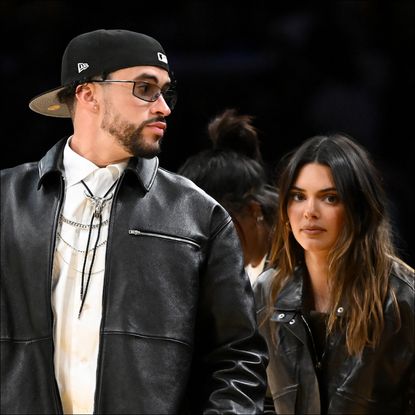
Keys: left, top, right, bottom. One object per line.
{"left": 1, "top": 1, "right": 414, "bottom": 265}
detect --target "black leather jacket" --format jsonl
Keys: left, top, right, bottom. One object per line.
{"left": 253, "top": 261, "right": 414, "bottom": 414}
{"left": 1, "top": 137, "right": 268, "bottom": 414}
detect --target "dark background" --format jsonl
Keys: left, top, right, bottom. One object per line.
{"left": 2, "top": 1, "right": 414, "bottom": 266}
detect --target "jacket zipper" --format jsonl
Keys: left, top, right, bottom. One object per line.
{"left": 49, "top": 174, "right": 65, "bottom": 414}
{"left": 300, "top": 314, "right": 322, "bottom": 370}
{"left": 128, "top": 229, "right": 201, "bottom": 249}
{"left": 93, "top": 177, "right": 123, "bottom": 413}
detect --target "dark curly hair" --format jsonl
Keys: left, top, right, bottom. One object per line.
{"left": 178, "top": 109, "right": 279, "bottom": 228}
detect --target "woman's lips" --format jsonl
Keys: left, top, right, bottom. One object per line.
{"left": 301, "top": 226, "right": 325, "bottom": 235}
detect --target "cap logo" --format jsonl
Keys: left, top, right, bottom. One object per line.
{"left": 77, "top": 63, "right": 89, "bottom": 73}
{"left": 157, "top": 52, "right": 168, "bottom": 64}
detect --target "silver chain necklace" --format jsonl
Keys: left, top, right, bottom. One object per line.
{"left": 77, "top": 178, "right": 118, "bottom": 318}
{"left": 59, "top": 214, "right": 110, "bottom": 229}
{"left": 57, "top": 231, "right": 107, "bottom": 253}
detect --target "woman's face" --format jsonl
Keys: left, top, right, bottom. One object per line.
{"left": 287, "top": 163, "right": 345, "bottom": 257}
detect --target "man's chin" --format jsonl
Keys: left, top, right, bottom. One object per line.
{"left": 131, "top": 141, "right": 162, "bottom": 159}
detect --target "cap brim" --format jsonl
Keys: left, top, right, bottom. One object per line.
{"left": 29, "top": 86, "right": 71, "bottom": 118}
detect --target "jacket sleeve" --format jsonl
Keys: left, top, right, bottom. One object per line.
{"left": 188, "top": 215, "right": 269, "bottom": 414}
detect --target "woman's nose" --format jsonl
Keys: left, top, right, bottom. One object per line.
{"left": 304, "top": 199, "right": 318, "bottom": 219}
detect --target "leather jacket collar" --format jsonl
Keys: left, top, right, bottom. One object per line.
{"left": 37, "top": 136, "right": 159, "bottom": 192}
{"left": 274, "top": 266, "right": 306, "bottom": 312}
{"left": 273, "top": 264, "right": 348, "bottom": 318}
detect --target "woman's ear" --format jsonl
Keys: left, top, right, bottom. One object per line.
{"left": 248, "top": 200, "right": 264, "bottom": 223}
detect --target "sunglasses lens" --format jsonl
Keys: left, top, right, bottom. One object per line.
{"left": 133, "top": 82, "right": 177, "bottom": 110}
{"left": 164, "top": 90, "right": 177, "bottom": 110}
{"left": 132, "top": 83, "right": 157, "bottom": 101}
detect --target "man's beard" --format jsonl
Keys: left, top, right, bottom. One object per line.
{"left": 101, "top": 111, "right": 165, "bottom": 159}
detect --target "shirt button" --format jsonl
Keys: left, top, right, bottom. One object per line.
{"left": 289, "top": 319, "right": 295, "bottom": 325}
{"left": 278, "top": 313, "right": 285, "bottom": 319}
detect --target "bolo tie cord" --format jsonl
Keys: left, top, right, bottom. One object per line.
{"left": 78, "top": 178, "right": 118, "bottom": 318}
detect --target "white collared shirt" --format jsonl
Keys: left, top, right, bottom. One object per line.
{"left": 51, "top": 138, "right": 127, "bottom": 414}
{"left": 245, "top": 255, "right": 267, "bottom": 285}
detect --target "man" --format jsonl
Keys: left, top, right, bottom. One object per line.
{"left": 1, "top": 29, "right": 268, "bottom": 414}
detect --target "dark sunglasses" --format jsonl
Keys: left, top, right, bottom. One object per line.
{"left": 91, "top": 79, "right": 177, "bottom": 110}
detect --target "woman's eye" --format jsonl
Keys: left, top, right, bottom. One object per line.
{"left": 290, "top": 192, "right": 304, "bottom": 201}
{"left": 325, "top": 194, "right": 339, "bottom": 204}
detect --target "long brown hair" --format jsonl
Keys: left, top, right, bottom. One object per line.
{"left": 267, "top": 133, "right": 398, "bottom": 355}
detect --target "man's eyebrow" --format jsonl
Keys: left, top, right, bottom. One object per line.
{"left": 133, "top": 73, "right": 171, "bottom": 87}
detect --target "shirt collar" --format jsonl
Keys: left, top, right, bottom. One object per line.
{"left": 63, "top": 137, "right": 128, "bottom": 187}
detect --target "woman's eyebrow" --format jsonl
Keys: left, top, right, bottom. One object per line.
{"left": 290, "top": 186, "right": 337, "bottom": 192}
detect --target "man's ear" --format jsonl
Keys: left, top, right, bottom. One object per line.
{"left": 75, "top": 83, "right": 98, "bottom": 112}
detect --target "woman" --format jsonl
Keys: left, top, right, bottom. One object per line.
{"left": 254, "top": 133, "right": 414, "bottom": 414}
{"left": 178, "top": 108, "right": 278, "bottom": 283}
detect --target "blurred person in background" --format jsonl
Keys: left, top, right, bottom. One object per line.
{"left": 254, "top": 133, "right": 414, "bottom": 414}
{"left": 178, "top": 108, "right": 279, "bottom": 284}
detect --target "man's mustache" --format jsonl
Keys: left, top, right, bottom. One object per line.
{"left": 143, "top": 116, "right": 166, "bottom": 126}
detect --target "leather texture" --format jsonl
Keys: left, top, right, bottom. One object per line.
{"left": 254, "top": 262, "right": 415, "bottom": 414}
{"left": 1, "top": 137, "right": 269, "bottom": 414}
